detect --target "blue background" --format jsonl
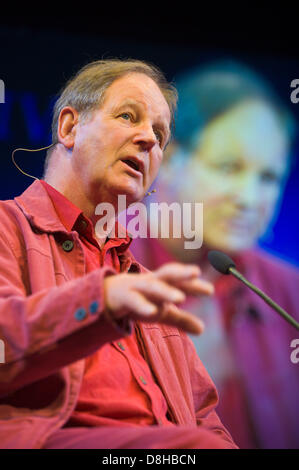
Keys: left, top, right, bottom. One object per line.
{"left": 0, "top": 13, "right": 298, "bottom": 266}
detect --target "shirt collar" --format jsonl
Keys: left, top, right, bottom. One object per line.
{"left": 40, "top": 180, "right": 83, "bottom": 232}
{"left": 40, "top": 180, "right": 132, "bottom": 250}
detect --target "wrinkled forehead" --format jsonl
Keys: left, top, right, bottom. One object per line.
{"left": 102, "top": 73, "right": 171, "bottom": 124}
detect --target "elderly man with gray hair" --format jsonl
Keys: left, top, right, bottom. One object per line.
{"left": 0, "top": 59, "right": 237, "bottom": 449}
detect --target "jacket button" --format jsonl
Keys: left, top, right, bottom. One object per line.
{"left": 139, "top": 376, "right": 147, "bottom": 385}
{"left": 62, "top": 240, "right": 74, "bottom": 252}
{"left": 74, "top": 308, "right": 87, "bottom": 321}
{"left": 89, "top": 301, "right": 99, "bottom": 314}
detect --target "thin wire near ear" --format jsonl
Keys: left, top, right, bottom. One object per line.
{"left": 144, "top": 189, "right": 157, "bottom": 197}
{"left": 11, "top": 143, "right": 56, "bottom": 180}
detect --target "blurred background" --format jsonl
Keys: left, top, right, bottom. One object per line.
{"left": 0, "top": 11, "right": 298, "bottom": 265}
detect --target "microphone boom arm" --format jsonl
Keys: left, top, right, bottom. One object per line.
{"left": 229, "top": 267, "right": 299, "bottom": 331}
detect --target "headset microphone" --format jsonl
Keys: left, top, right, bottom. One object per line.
{"left": 11, "top": 143, "right": 56, "bottom": 180}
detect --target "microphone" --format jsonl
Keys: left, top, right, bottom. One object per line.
{"left": 208, "top": 250, "right": 299, "bottom": 331}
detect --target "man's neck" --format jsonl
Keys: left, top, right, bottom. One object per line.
{"left": 44, "top": 175, "right": 117, "bottom": 247}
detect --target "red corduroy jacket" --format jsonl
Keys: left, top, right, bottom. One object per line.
{"left": 0, "top": 180, "right": 236, "bottom": 449}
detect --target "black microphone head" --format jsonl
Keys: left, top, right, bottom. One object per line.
{"left": 208, "top": 250, "right": 236, "bottom": 275}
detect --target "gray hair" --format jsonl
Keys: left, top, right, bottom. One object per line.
{"left": 44, "top": 58, "right": 178, "bottom": 173}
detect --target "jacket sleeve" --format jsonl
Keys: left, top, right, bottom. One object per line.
{"left": 0, "top": 231, "right": 132, "bottom": 398}
{"left": 182, "top": 332, "right": 238, "bottom": 449}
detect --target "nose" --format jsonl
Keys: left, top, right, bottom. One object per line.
{"left": 132, "top": 123, "right": 158, "bottom": 152}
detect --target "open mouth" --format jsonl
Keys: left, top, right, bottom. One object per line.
{"left": 121, "top": 157, "right": 143, "bottom": 174}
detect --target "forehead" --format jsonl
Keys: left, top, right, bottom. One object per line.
{"left": 198, "top": 99, "right": 289, "bottom": 168}
{"left": 102, "top": 72, "right": 171, "bottom": 124}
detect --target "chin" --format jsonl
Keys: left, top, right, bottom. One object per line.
{"left": 222, "top": 242, "right": 254, "bottom": 255}
{"left": 206, "top": 236, "right": 255, "bottom": 255}
{"left": 111, "top": 183, "right": 144, "bottom": 205}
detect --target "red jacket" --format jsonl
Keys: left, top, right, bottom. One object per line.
{"left": 0, "top": 180, "right": 236, "bottom": 449}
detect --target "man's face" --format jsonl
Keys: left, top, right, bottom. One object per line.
{"left": 172, "top": 99, "right": 290, "bottom": 253}
{"left": 71, "top": 72, "right": 171, "bottom": 208}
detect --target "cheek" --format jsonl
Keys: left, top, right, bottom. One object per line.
{"left": 178, "top": 165, "right": 231, "bottom": 203}
{"left": 149, "top": 152, "right": 163, "bottom": 180}
{"left": 257, "top": 185, "right": 281, "bottom": 216}
{"left": 76, "top": 118, "right": 117, "bottom": 155}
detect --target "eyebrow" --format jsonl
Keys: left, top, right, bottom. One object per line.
{"left": 116, "top": 99, "right": 171, "bottom": 144}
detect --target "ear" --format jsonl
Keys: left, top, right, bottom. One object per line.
{"left": 57, "top": 106, "right": 79, "bottom": 149}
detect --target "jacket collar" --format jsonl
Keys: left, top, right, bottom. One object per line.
{"left": 14, "top": 179, "right": 139, "bottom": 264}
{"left": 14, "top": 180, "right": 68, "bottom": 233}
{"left": 14, "top": 180, "right": 131, "bottom": 239}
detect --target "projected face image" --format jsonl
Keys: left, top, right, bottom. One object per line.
{"left": 176, "top": 99, "right": 290, "bottom": 253}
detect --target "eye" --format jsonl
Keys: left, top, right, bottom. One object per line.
{"left": 154, "top": 129, "right": 163, "bottom": 146}
{"left": 119, "top": 112, "right": 133, "bottom": 121}
{"left": 260, "top": 170, "right": 281, "bottom": 184}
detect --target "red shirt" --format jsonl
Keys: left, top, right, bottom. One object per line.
{"left": 41, "top": 180, "right": 174, "bottom": 428}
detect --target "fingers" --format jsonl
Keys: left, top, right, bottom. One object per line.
{"left": 103, "top": 263, "right": 212, "bottom": 335}
{"left": 115, "top": 278, "right": 187, "bottom": 319}
{"left": 157, "top": 302, "right": 205, "bottom": 335}
{"left": 134, "top": 277, "right": 186, "bottom": 304}
{"left": 124, "top": 295, "right": 204, "bottom": 335}
{"left": 118, "top": 290, "right": 158, "bottom": 318}
{"left": 104, "top": 274, "right": 187, "bottom": 320}
{"left": 154, "top": 263, "right": 201, "bottom": 282}
{"left": 175, "top": 278, "right": 215, "bottom": 296}
{"left": 154, "top": 263, "right": 214, "bottom": 297}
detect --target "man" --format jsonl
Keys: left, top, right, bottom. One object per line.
{"left": 0, "top": 59, "right": 237, "bottom": 449}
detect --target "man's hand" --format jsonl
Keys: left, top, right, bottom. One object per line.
{"left": 103, "top": 263, "right": 214, "bottom": 334}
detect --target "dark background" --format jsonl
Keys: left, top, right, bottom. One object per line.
{"left": 0, "top": 10, "right": 298, "bottom": 265}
